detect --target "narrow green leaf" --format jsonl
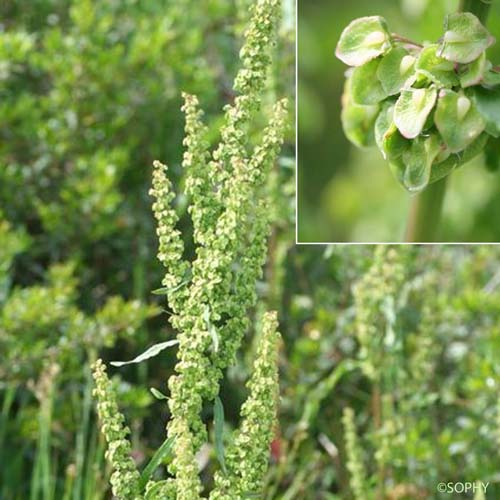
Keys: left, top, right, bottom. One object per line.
{"left": 394, "top": 87, "right": 437, "bottom": 139}
{"left": 438, "top": 13, "right": 494, "bottom": 64}
{"left": 140, "top": 436, "right": 175, "bottom": 489}
{"left": 214, "top": 396, "right": 227, "bottom": 474}
{"left": 415, "top": 44, "right": 459, "bottom": 88}
{"left": 110, "top": 340, "right": 179, "bottom": 367}
{"left": 150, "top": 387, "right": 168, "bottom": 400}
{"left": 151, "top": 279, "right": 189, "bottom": 296}
{"left": 377, "top": 47, "right": 416, "bottom": 96}
{"left": 336, "top": 16, "right": 392, "bottom": 67}
{"left": 203, "top": 305, "right": 219, "bottom": 353}
{"left": 350, "top": 58, "right": 388, "bottom": 105}
{"left": 435, "top": 89, "right": 485, "bottom": 152}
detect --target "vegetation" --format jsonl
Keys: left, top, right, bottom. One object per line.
{"left": 0, "top": 0, "right": 293, "bottom": 498}
{"left": 298, "top": 0, "right": 500, "bottom": 242}
{"left": 2, "top": 0, "right": 500, "bottom": 499}
{"left": 336, "top": 4, "right": 500, "bottom": 241}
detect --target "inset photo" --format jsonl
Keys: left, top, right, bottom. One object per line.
{"left": 298, "top": 0, "right": 500, "bottom": 242}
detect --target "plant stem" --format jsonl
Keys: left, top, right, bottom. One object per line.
{"left": 405, "top": 177, "right": 447, "bottom": 242}
{"left": 459, "top": 0, "right": 492, "bottom": 24}
{"left": 405, "top": 0, "right": 492, "bottom": 241}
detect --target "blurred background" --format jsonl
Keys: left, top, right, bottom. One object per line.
{"left": 298, "top": 0, "right": 500, "bottom": 242}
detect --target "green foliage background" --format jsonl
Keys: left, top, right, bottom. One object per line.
{"left": 298, "top": 0, "right": 500, "bottom": 242}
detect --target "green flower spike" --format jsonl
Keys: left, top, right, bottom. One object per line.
{"left": 210, "top": 311, "right": 280, "bottom": 499}
{"left": 92, "top": 360, "right": 142, "bottom": 500}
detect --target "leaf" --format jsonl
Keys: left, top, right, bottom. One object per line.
{"left": 377, "top": 47, "right": 417, "bottom": 96}
{"left": 150, "top": 387, "right": 168, "bottom": 400}
{"left": 485, "top": 136, "right": 500, "bottom": 172}
{"left": 430, "top": 133, "right": 488, "bottom": 183}
{"left": 394, "top": 87, "right": 437, "bottom": 139}
{"left": 110, "top": 340, "right": 179, "bottom": 367}
{"left": 214, "top": 396, "right": 227, "bottom": 475}
{"left": 301, "top": 360, "right": 361, "bottom": 427}
{"left": 388, "top": 158, "right": 406, "bottom": 185}
{"left": 438, "top": 13, "right": 494, "bottom": 64}
{"left": 374, "top": 103, "right": 408, "bottom": 160}
{"left": 435, "top": 90, "right": 485, "bottom": 152}
{"left": 203, "top": 305, "right": 219, "bottom": 353}
{"left": 151, "top": 279, "right": 189, "bottom": 296}
{"left": 415, "top": 44, "right": 459, "bottom": 88}
{"left": 471, "top": 85, "right": 500, "bottom": 137}
{"left": 402, "top": 134, "right": 442, "bottom": 193}
{"left": 140, "top": 436, "right": 175, "bottom": 489}
{"left": 341, "top": 79, "right": 379, "bottom": 148}
{"left": 482, "top": 65, "right": 500, "bottom": 87}
{"left": 350, "top": 58, "right": 388, "bottom": 105}
{"left": 336, "top": 16, "right": 392, "bottom": 67}
{"left": 459, "top": 52, "right": 487, "bottom": 88}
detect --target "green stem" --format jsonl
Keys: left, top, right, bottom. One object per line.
{"left": 459, "top": 0, "right": 492, "bottom": 24}
{"left": 405, "top": 0, "right": 492, "bottom": 241}
{"left": 405, "top": 177, "right": 447, "bottom": 242}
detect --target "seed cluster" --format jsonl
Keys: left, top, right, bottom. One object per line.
{"left": 92, "top": 0, "right": 287, "bottom": 498}
{"left": 336, "top": 13, "right": 500, "bottom": 193}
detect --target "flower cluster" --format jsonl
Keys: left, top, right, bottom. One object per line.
{"left": 210, "top": 312, "right": 280, "bottom": 498}
{"left": 93, "top": 0, "right": 287, "bottom": 498}
{"left": 92, "top": 360, "right": 142, "bottom": 500}
{"left": 336, "top": 13, "right": 500, "bottom": 193}
{"left": 352, "top": 246, "right": 405, "bottom": 381}
{"left": 342, "top": 407, "right": 368, "bottom": 500}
